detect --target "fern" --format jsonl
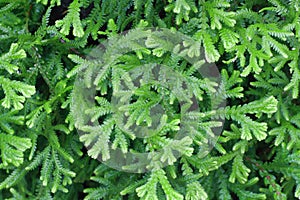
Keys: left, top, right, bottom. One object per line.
{"left": 55, "top": 0, "right": 84, "bottom": 37}
{"left": 1, "top": 0, "right": 300, "bottom": 199}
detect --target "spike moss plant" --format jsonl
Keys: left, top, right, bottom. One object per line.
{"left": 0, "top": 0, "right": 300, "bottom": 199}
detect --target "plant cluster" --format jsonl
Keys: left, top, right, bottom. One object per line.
{"left": 0, "top": 0, "right": 300, "bottom": 199}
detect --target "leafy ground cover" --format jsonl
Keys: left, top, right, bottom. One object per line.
{"left": 0, "top": 0, "right": 300, "bottom": 199}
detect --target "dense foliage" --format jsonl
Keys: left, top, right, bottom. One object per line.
{"left": 0, "top": 0, "right": 300, "bottom": 199}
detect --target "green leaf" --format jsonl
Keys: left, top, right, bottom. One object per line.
{"left": 0, "top": 76, "right": 35, "bottom": 110}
